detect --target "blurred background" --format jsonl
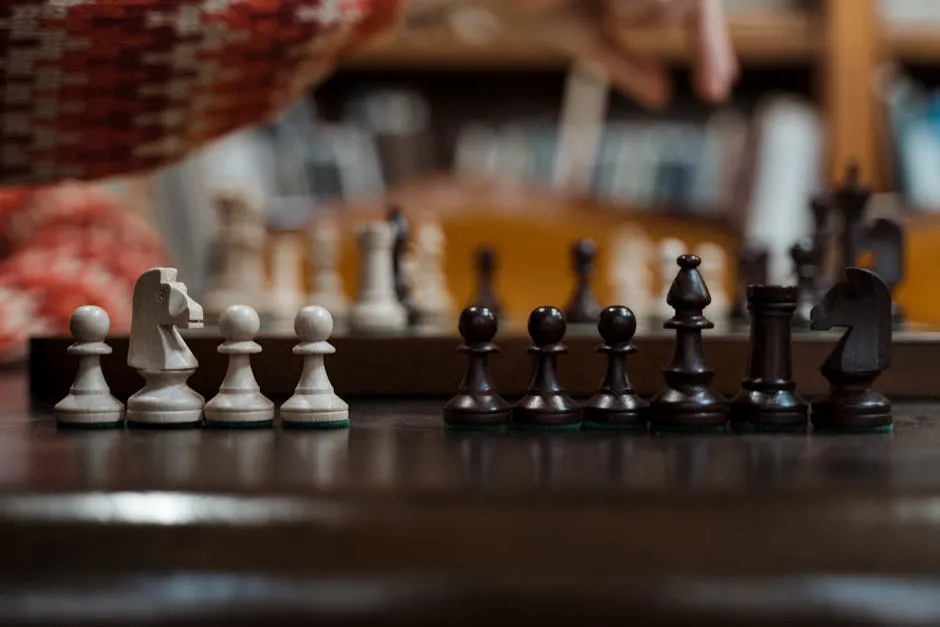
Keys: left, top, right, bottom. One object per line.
{"left": 6, "top": 0, "right": 940, "bottom": 356}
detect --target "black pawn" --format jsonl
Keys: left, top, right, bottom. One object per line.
{"left": 790, "top": 238, "right": 817, "bottom": 327}
{"left": 650, "top": 255, "right": 728, "bottom": 432}
{"left": 387, "top": 206, "right": 416, "bottom": 324}
{"left": 513, "top": 306, "right": 581, "bottom": 431}
{"left": 443, "top": 307, "right": 511, "bottom": 430}
{"left": 729, "top": 285, "right": 808, "bottom": 432}
{"left": 470, "top": 246, "right": 502, "bottom": 317}
{"left": 564, "top": 238, "right": 601, "bottom": 324}
{"left": 581, "top": 306, "right": 649, "bottom": 431}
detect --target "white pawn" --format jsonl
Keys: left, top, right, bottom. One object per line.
{"left": 280, "top": 306, "right": 349, "bottom": 429}
{"left": 55, "top": 306, "right": 124, "bottom": 427}
{"left": 204, "top": 305, "right": 275, "bottom": 427}
{"left": 349, "top": 222, "right": 407, "bottom": 333}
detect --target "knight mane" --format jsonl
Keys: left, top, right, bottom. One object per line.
{"left": 841, "top": 268, "right": 892, "bottom": 371}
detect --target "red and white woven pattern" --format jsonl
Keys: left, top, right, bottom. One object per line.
{"left": 0, "top": 183, "right": 169, "bottom": 361}
{"left": 0, "top": 0, "right": 403, "bottom": 186}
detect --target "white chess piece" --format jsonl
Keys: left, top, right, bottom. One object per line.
{"left": 126, "top": 267, "right": 205, "bottom": 426}
{"left": 694, "top": 242, "right": 730, "bottom": 322}
{"left": 55, "top": 305, "right": 124, "bottom": 427}
{"left": 349, "top": 222, "right": 407, "bottom": 333}
{"left": 308, "top": 215, "right": 349, "bottom": 320}
{"left": 267, "top": 230, "right": 305, "bottom": 322}
{"left": 280, "top": 306, "right": 349, "bottom": 429}
{"left": 408, "top": 219, "right": 454, "bottom": 325}
{"left": 204, "top": 190, "right": 266, "bottom": 316}
{"left": 608, "top": 228, "right": 652, "bottom": 320}
{"left": 656, "top": 238, "right": 688, "bottom": 323}
{"left": 204, "top": 304, "right": 275, "bottom": 427}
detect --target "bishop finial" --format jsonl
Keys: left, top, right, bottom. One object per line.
{"left": 666, "top": 255, "right": 712, "bottom": 312}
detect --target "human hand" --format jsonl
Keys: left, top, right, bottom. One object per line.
{"left": 467, "top": 0, "right": 739, "bottom": 109}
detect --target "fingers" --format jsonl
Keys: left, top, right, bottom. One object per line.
{"left": 689, "top": 0, "right": 738, "bottom": 102}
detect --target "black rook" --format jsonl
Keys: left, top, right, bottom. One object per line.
{"left": 730, "top": 286, "right": 808, "bottom": 432}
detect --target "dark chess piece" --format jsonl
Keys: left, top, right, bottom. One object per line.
{"left": 387, "top": 205, "right": 416, "bottom": 324}
{"left": 470, "top": 246, "right": 503, "bottom": 318}
{"left": 730, "top": 242, "right": 769, "bottom": 323}
{"left": 810, "top": 267, "right": 892, "bottom": 432}
{"left": 864, "top": 218, "right": 905, "bottom": 326}
{"left": 443, "top": 307, "right": 511, "bottom": 430}
{"left": 810, "top": 192, "right": 832, "bottom": 299}
{"left": 564, "top": 238, "right": 602, "bottom": 324}
{"left": 729, "top": 285, "right": 808, "bottom": 432}
{"left": 832, "top": 163, "right": 870, "bottom": 271}
{"left": 581, "top": 306, "right": 649, "bottom": 431}
{"left": 790, "top": 238, "right": 817, "bottom": 327}
{"left": 649, "top": 255, "right": 728, "bottom": 432}
{"left": 512, "top": 306, "right": 581, "bottom": 431}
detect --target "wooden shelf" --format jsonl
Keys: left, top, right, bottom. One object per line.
{"left": 883, "top": 25, "right": 940, "bottom": 62}
{"left": 343, "top": 12, "right": 821, "bottom": 70}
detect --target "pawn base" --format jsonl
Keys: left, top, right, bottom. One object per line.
{"left": 811, "top": 386, "right": 892, "bottom": 431}
{"left": 512, "top": 394, "right": 581, "bottom": 428}
{"left": 205, "top": 393, "right": 275, "bottom": 427}
{"left": 581, "top": 393, "right": 649, "bottom": 431}
{"left": 444, "top": 393, "right": 510, "bottom": 429}
{"left": 650, "top": 386, "right": 728, "bottom": 430}
{"left": 55, "top": 393, "right": 124, "bottom": 427}
{"left": 280, "top": 396, "right": 350, "bottom": 429}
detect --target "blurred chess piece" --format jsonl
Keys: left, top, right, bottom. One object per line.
{"left": 267, "top": 229, "right": 305, "bottom": 323}
{"left": 307, "top": 214, "right": 348, "bottom": 322}
{"left": 694, "top": 242, "right": 730, "bottom": 326}
{"left": 204, "top": 190, "right": 266, "bottom": 317}
{"left": 608, "top": 227, "right": 652, "bottom": 325}
{"left": 349, "top": 222, "right": 408, "bottom": 333}
{"left": 407, "top": 218, "right": 455, "bottom": 327}
{"left": 654, "top": 238, "right": 687, "bottom": 324}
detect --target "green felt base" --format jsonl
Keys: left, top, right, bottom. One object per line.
{"left": 56, "top": 420, "right": 125, "bottom": 431}
{"left": 126, "top": 420, "right": 202, "bottom": 430}
{"left": 650, "top": 422, "right": 728, "bottom": 435}
{"left": 444, "top": 421, "right": 509, "bottom": 433}
{"left": 281, "top": 419, "right": 350, "bottom": 430}
{"left": 204, "top": 419, "right": 274, "bottom": 429}
{"left": 731, "top": 421, "right": 808, "bottom": 434}
{"left": 580, "top": 420, "right": 647, "bottom": 432}
{"left": 510, "top": 422, "right": 582, "bottom": 432}
{"left": 813, "top": 423, "right": 894, "bottom": 435}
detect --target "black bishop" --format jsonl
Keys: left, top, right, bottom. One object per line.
{"left": 650, "top": 254, "right": 729, "bottom": 432}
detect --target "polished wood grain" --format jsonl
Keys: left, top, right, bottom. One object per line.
{"left": 7, "top": 362, "right": 940, "bottom": 625}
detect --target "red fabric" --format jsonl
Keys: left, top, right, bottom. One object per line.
{"left": 0, "top": 0, "right": 403, "bottom": 186}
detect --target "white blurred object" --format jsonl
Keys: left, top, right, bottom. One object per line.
{"left": 408, "top": 219, "right": 455, "bottom": 324}
{"left": 204, "top": 190, "right": 267, "bottom": 316}
{"left": 694, "top": 242, "right": 730, "bottom": 321}
{"left": 608, "top": 227, "right": 652, "bottom": 319}
{"left": 308, "top": 214, "right": 349, "bottom": 320}
{"left": 266, "top": 230, "right": 306, "bottom": 323}
{"left": 880, "top": 0, "right": 940, "bottom": 24}
{"left": 552, "top": 63, "right": 610, "bottom": 193}
{"left": 743, "top": 96, "right": 821, "bottom": 285}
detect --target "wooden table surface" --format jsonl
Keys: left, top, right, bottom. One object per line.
{"left": 8, "top": 368, "right": 940, "bottom": 625}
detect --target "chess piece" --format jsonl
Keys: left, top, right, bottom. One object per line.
{"left": 581, "top": 305, "right": 649, "bottom": 431}
{"left": 791, "top": 238, "right": 817, "bottom": 327}
{"left": 204, "top": 305, "right": 275, "bottom": 428}
{"left": 204, "top": 190, "right": 266, "bottom": 316}
{"left": 512, "top": 306, "right": 581, "bottom": 430}
{"left": 810, "top": 267, "right": 892, "bottom": 432}
{"left": 863, "top": 218, "right": 905, "bottom": 326}
{"left": 281, "top": 306, "right": 350, "bottom": 429}
{"left": 308, "top": 214, "right": 349, "bottom": 321}
{"left": 470, "top": 246, "right": 503, "bottom": 317}
{"left": 694, "top": 242, "right": 730, "bottom": 323}
{"left": 832, "top": 163, "right": 870, "bottom": 271}
{"left": 409, "top": 219, "right": 455, "bottom": 326}
{"left": 443, "top": 306, "right": 511, "bottom": 430}
{"left": 608, "top": 228, "right": 652, "bottom": 322}
{"left": 729, "top": 286, "right": 808, "bottom": 432}
{"left": 349, "top": 222, "right": 408, "bottom": 333}
{"left": 126, "top": 268, "right": 205, "bottom": 427}
{"left": 730, "top": 242, "right": 768, "bottom": 323}
{"left": 564, "top": 238, "right": 602, "bottom": 324}
{"left": 649, "top": 255, "right": 728, "bottom": 432}
{"left": 654, "top": 238, "right": 687, "bottom": 323}
{"left": 387, "top": 206, "right": 416, "bottom": 324}
{"left": 267, "top": 229, "right": 306, "bottom": 322}
{"left": 810, "top": 192, "right": 832, "bottom": 299}
{"left": 55, "top": 306, "right": 124, "bottom": 428}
